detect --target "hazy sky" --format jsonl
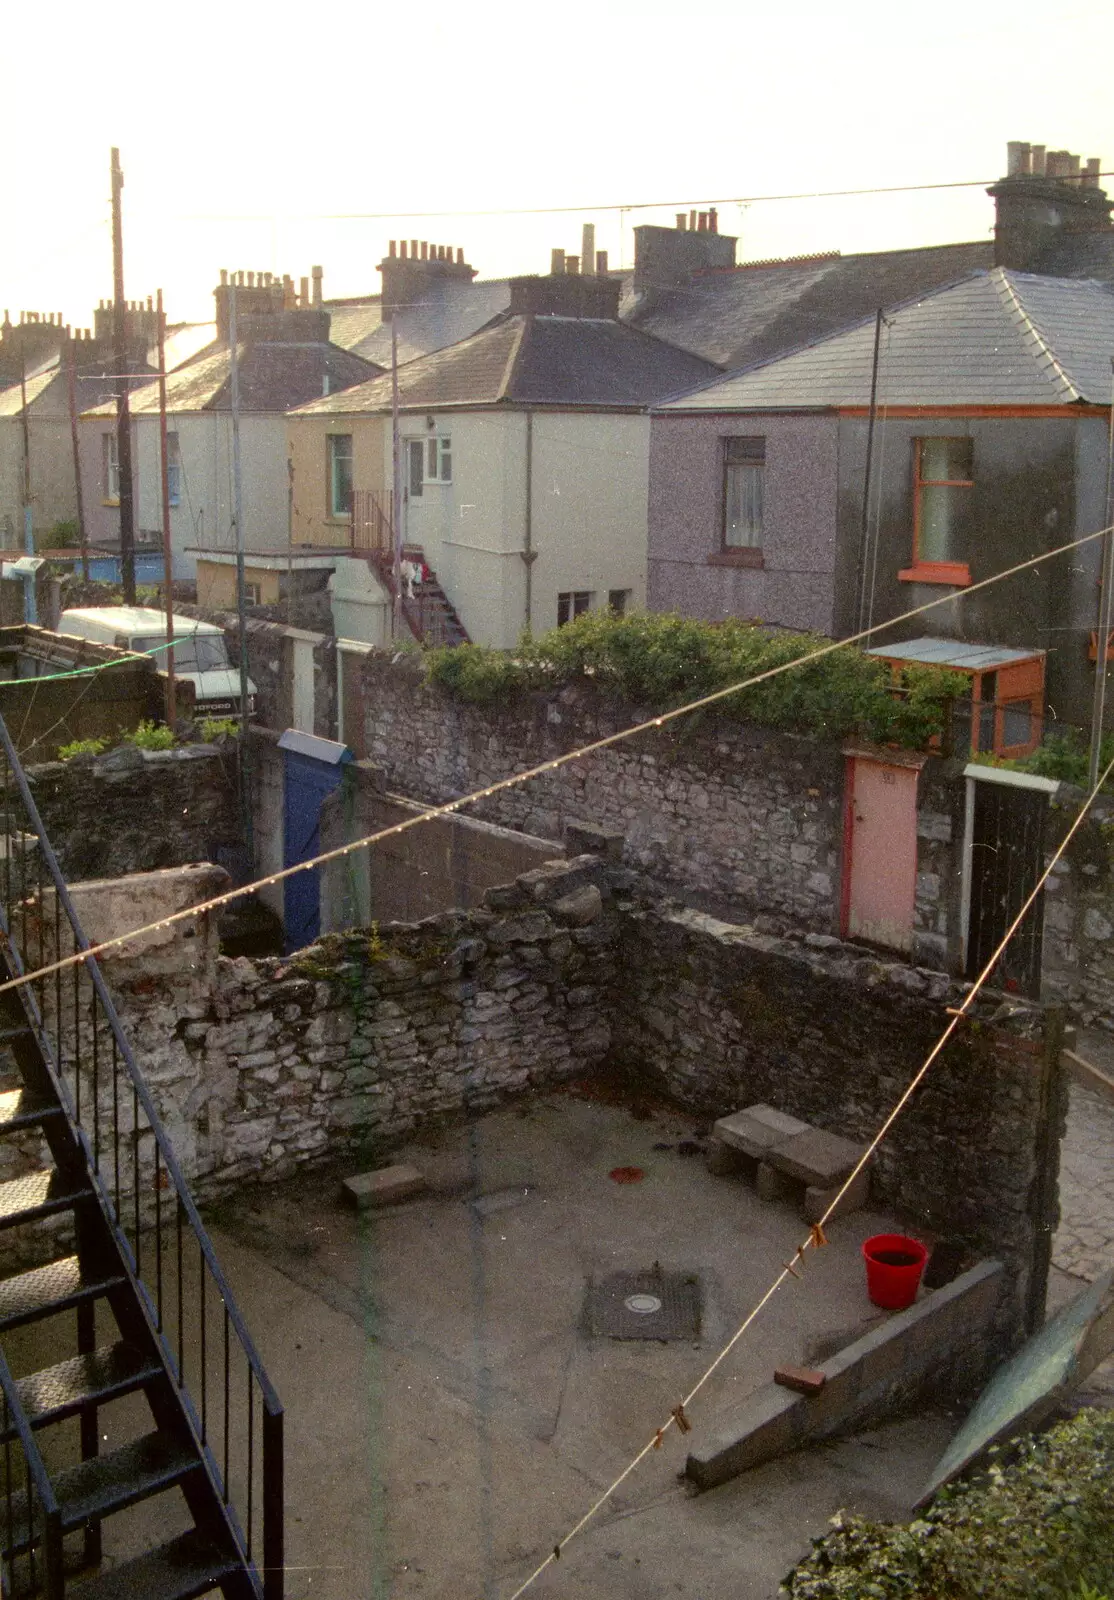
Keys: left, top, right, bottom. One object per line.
{"left": 5, "top": 0, "right": 1112, "bottom": 331}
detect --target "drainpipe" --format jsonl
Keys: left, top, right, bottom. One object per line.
{"left": 521, "top": 411, "right": 537, "bottom": 634}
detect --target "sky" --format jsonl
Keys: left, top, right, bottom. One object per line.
{"left": 4, "top": 0, "right": 1113, "bottom": 331}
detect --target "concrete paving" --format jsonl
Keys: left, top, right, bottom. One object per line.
{"left": 1054, "top": 1074, "right": 1114, "bottom": 1285}
{"left": 201, "top": 1085, "right": 961, "bottom": 1600}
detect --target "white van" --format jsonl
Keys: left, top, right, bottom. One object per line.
{"left": 56, "top": 607, "right": 256, "bottom": 718}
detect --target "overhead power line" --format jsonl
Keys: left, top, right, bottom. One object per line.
{"left": 168, "top": 169, "right": 1114, "bottom": 225}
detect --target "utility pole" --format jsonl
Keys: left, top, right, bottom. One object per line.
{"left": 1087, "top": 356, "right": 1114, "bottom": 789}
{"left": 66, "top": 342, "right": 89, "bottom": 582}
{"left": 391, "top": 324, "right": 402, "bottom": 640}
{"left": 855, "top": 308, "right": 885, "bottom": 635}
{"left": 111, "top": 147, "right": 136, "bottom": 604}
{"left": 156, "top": 289, "right": 177, "bottom": 725}
{"left": 228, "top": 286, "right": 253, "bottom": 854}
{"left": 18, "top": 354, "right": 33, "bottom": 562}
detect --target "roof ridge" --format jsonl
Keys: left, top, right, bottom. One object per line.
{"left": 499, "top": 316, "right": 531, "bottom": 400}
{"left": 992, "top": 267, "right": 1081, "bottom": 402}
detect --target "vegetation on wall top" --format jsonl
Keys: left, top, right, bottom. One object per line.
{"left": 426, "top": 611, "right": 969, "bottom": 751}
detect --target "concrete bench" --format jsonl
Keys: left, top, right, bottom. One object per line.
{"left": 707, "top": 1103, "right": 871, "bottom": 1222}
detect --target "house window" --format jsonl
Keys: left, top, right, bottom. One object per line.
{"left": 244, "top": 581, "right": 262, "bottom": 606}
{"left": 608, "top": 589, "right": 630, "bottom": 616}
{"left": 723, "top": 437, "right": 764, "bottom": 548}
{"left": 166, "top": 432, "right": 181, "bottom": 507}
{"left": 103, "top": 432, "right": 120, "bottom": 503}
{"left": 557, "top": 591, "right": 592, "bottom": 626}
{"left": 327, "top": 434, "right": 354, "bottom": 519}
{"left": 426, "top": 436, "right": 452, "bottom": 483}
{"left": 901, "top": 437, "right": 973, "bottom": 584}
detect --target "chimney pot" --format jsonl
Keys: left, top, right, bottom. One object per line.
{"left": 689, "top": 209, "right": 697, "bottom": 230}
{"left": 389, "top": 239, "right": 397, "bottom": 257}
{"left": 676, "top": 213, "right": 687, "bottom": 230}
{"left": 147, "top": 294, "right": 153, "bottom": 310}
{"left": 1084, "top": 156, "right": 1102, "bottom": 188}
{"left": 300, "top": 275, "right": 310, "bottom": 306}
{"left": 698, "top": 211, "right": 708, "bottom": 231}
{"left": 596, "top": 249, "right": 608, "bottom": 274}
{"left": 581, "top": 222, "right": 596, "bottom": 276}
{"left": 420, "top": 241, "right": 429, "bottom": 260}
{"left": 400, "top": 240, "right": 408, "bottom": 259}
{"left": 411, "top": 239, "right": 419, "bottom": 258}
{"left": 709, "top": 207, "right": 718, "bottom": 233}
{"left": 457, "top": 248, "right": 464, "bottom": 265}
{"left": 550, "top": 248, "right": 566, "bottom": 275}
{"left": 1007, "top": 140, "right": 1027, "bottom": 176}
{"left": 312, "top": 265, "right": 323, "bottom": 306}
{"left": 220, "top": 269, "right": 228, "bottom": 286}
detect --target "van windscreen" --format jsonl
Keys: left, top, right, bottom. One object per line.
{"left": 133, "top": 634, "right": 230, "bottom": 673}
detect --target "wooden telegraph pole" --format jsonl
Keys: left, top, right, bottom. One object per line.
{"left": 110, "top": 147, "right": 137, "bottom": 604}
{"left": 65, "top": 342, "right": 90, "bottom": 582}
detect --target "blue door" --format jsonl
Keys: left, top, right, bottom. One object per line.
{"left": 279, "top": 730, "right": 353, "bottom": 953}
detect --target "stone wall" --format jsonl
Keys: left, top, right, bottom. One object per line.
{"left": 103, "top": 854, "right": 617, "bottom": 1196}
{"left": 610, "top": 900, "right": 1066, "bottom": 1343}
{"left": 23, "top": 744, "right": 242, "bottom": 881}
{"left": 354, "top": 652, "right": 848, "bottom": 927}
{"left": 1040, "top": 786, "right": 1114, "bottom": 1026}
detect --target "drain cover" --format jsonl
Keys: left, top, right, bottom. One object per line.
{"left": 585, "top": 1271, "right": 701, "bottom": 1341}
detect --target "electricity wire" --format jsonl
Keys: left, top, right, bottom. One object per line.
{"left": 505, "top": 744, "right": 1114, "bottom": 1598}
{"left": 0, "top": 517, "right": 1110, "bottom": 1002}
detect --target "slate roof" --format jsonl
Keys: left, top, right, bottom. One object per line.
{"left": 0, "top": 370, "right": 54, "bottom": 416}
{"left": 292, "top": 314, "right": 721, "bottom": 416}
{"left": 626, "top": 241, "right": 995, "bottom": 370}
{"left": 84, "top": 339, "right": 381, "bottom": 417}
{"left": 324, "top": 280, "right": 513, "bottom": 366}
{"left": 659, "top": 268, "right": 1114, "bottom": 412}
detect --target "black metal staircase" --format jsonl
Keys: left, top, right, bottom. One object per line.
{"left": 0, "top": 713, "right": 282, "bottom": 1598}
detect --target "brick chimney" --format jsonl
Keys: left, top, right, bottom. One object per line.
{"left": 633, "top": 210, "right": 737, "bottom": 299}
{"left": 0, "top": 310, "right": 70, "bottom": 382}
{"left": 377, "top": 242, "right": 478, "bottom": 320}
{"left": 214, "top": 270, "right": 330, "bottom": 343}
{"left": 988, "top": 141, "right": 1111, "bottom": 271}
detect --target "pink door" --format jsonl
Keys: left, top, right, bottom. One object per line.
{"left": 841, "top": 755, "right": 919, "bottom": 952}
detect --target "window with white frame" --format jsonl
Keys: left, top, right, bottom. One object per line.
{"left": 166, "top": 432, "right": 181, "bottom": 506}
{"left": 557, "top": 591, "right": 592, "bottom": 626}
{"left": 722, "top": 436, "right": 764, "bottom": 548}
{"left": 103, "top": 431, "right": 120, "bottom": 503}
{"left": 327, "top": 433, "right": 354, "bottom": 519}
{"left": 426, "top": 436, "right": 452, "bottom": 483}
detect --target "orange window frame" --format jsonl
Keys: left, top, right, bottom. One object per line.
{"left": 898, "top": 437, "right": 973, "bottom": 587}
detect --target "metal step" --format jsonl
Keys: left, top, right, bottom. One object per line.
{"left": 66, "top": 1529, "right": 243, "bottom": 1600}
{"left": 2, "top": 1343, "right": 161, "bottom": 1437}
{"left": 0, "top": 1255, "right": 126, "bottom": 1332}
{"left": 3, "top": 1431, "right": 202, "bottom": 1554}
{"left": 0, "top": 1086, "right": 64, "bottom": 1137}
{"left": 0, "top": 1167, "right": 88, "bottom": 1231}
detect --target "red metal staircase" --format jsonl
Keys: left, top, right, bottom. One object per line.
{"left": 0, "top": 714, "right": 282, "bottom": 1598}
{"left": 350, "top": 492, "right": 470, "bottom": 648}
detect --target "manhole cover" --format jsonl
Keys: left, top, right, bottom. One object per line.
{"left": 585, "top": 1270, "right": 701, "bottom": 1341}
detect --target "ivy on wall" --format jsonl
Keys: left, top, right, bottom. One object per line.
{"left": 427, "top": 612, "right": 969, "bottom": 751}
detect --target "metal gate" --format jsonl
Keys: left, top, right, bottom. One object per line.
{"left": 280, "top": 729, "right": 353, "bottom": 954}
{"left": 963, "top": 768, "right": 1053, "bottom": 998}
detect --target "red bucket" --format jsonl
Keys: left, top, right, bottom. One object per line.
{"left": 862, "top": 1233, "right": 928, "bottom": 1311}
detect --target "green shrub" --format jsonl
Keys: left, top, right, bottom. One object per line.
{"left": 199, "top": 717, "right": 239, "bottom": 742}
{"left": 426, "top": 612, "right": 969, "bottom": 751}
{"left": 122, "top": 720, "right": 176, "bottom": 752}
{"left": 972, "top": 729, "right": 1114, "bottom": 792}
{"left": 781, "top": 1409, "right": 1114, "bottom": 1600}
{"left": 57, "top": 736, "right": 107, "bottom": 761}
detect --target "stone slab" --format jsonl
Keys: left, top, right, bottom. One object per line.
{"left": 342, "top": 1164, "right": 427, "bottom": 1209}
{"left": 769, "top": 1127, "right": 867, "bottom": 1187}
{"left": 804, "top": 1165, "right": 871, "bottom": 1224}
{"left": 713, "top": 1104, "right": 810, "bottom": 1158}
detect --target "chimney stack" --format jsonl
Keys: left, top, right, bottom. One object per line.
{"left": 551, "top": 248, "right": 566, "bottom": 275}
{"left": 989, "top": 139, "right": 1112, "bottom": 270}
{"left": 581, "top": 223, "right": 596, "bottom": 276}
{"left": 312, "top": 265, "right": 323, "bottom": 306}
{"left": 377, "top": 241, "right": 478, "bottom": 319}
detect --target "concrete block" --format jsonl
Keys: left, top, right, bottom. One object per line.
{"left": 774, "top": 1365, "right": 826, "bottom": 1396}
{"left": 755, "top": 1161, "right": 790, "bottom": 1202}
{"left": 804, "top": 1164, "right": 870, "bottom": 1223}
{"left": 705, "top": 1136, "right": 746, "bottom": 1177}
{"left": 769, "top": 1126, "right": 867, "bottom": 1187}
{"left": 713, "top": 1104, "right": 809, "bottom": 1158}
{"left": 342, "top": 1164, "right": 427, "bottom": 1209}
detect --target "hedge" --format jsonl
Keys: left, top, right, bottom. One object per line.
{"left": 780, "top": 1409, "right": 1114, "bottom": 1600}
{"left": 426, "top": 611, "right": 969, "bottom": 752}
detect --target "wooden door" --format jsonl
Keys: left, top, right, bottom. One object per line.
{"left": 842, "top": 755, "right": 920, "bottom": 952}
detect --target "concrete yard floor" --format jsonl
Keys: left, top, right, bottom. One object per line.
{"left": 200, "top": 1086, "right": 962, "bottom": 1599}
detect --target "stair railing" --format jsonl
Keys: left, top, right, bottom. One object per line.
{"left": 0, "top": 714, "right": 283, "bottom": 1599}
{"left": 0, "top": 1345, "right": 62, "bottom": 1599}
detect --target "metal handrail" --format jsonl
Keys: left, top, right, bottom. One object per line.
{"left": 0, "top": 712, "right": 283, "bottom": 1596}
{"left": 0, "top": 1344, "right": 62, "bottom": 1599}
